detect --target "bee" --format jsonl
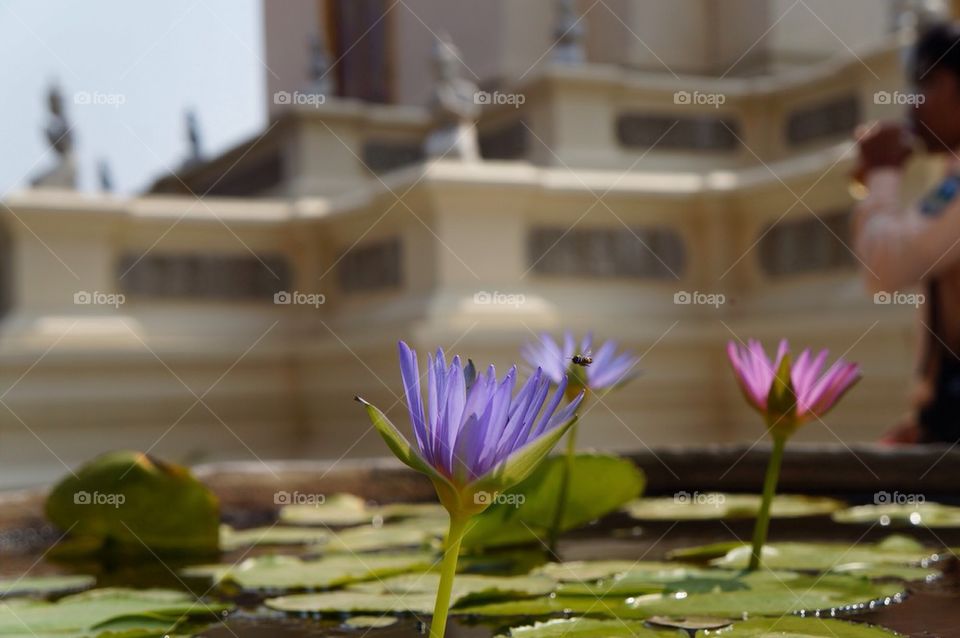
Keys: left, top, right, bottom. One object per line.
{"left": 571, "top": 351, "right": 593, "bottom": 367}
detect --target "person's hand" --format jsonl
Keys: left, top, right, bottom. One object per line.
{"left": 854, "top": 121, "right": 913, "bottom": 177}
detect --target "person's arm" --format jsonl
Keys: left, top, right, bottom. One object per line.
{"left": 854, "top": 169, "right": 960, "bottom": 292}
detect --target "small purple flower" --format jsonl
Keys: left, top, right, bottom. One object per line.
{"left": 521, "top": 331, "right": 639, "bottom": 393}
{"left": 726, "top": 339, "right": 860, "bottom": 426}
{"left": 358, "top": 342, "right": 583, "bottom": 513}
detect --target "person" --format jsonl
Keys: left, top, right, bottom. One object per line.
{"left": 854, "top": 22, "right": 960, "bottom": 443}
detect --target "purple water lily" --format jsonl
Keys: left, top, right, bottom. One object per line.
{"left": 522, "top": 331, "right": 639, "bottom": 393}
{"left": 397, "top": 341, "right": 583, "bottom": 483}
{"left": 358, "top": 341, "right": 586, "bottom": 638}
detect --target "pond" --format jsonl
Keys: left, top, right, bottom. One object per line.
{"left": 1, "top": 450, "right": 958, "bottom": 638}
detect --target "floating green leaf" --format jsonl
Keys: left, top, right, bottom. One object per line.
{"left": 0, "top": 575, "right": 95, "bottom": 597}
{"left": 500, "top": 616, "right": 900, "bottom": 637}
{"left": 279, "top": 493, "right": 446, "bottom": 528}
{"left": 0, "top": 588, "right": 230, "bottom": 636}
{"left": 278, "top": 493, "right": 372, "bottom": 527}
{"left": 44, "top": 451, "right": 220, "bottom": 555}
{"left": 219, "top": 524, "right": 330, "bottom": 551}
{"left": 460, "top": 569, "right": 904, "bottom": 618}
{"left": 833, "top": 502, "right": 960, "bottom": 528}
{"left": 184, "top": 552, "right": 435, "bottom": 591}
{"left": 625, "top": 493, "right": 843, "bottom": 521}
{"left": 707, "top": 535, "right": 935, "bottom": 571}
{"left": 326, "top": 520, "right": 445, "bottom": 553}
{"left": 266, "top": 573, "right": 556, "bottom": 615}
{"left": 343, "top": 615, "right": 400, "bottom": 629}
{"left": 462, "top": 454, "right": 644, "bottom": 549}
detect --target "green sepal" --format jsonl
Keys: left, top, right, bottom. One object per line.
{"left": 765, "top": 354, "right": 798, "bottom": 438}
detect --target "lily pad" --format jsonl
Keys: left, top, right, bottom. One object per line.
{"left": 833, "top": 502, "right": 960, "bottom": 528}
{"left": 462, "top": 454, "right": 644, "bottom": 550}
{"left": 0, "top": 587, "right": 230, "bottom": 636}
{"left": 500, "top": 616, "right": 899, "bottom": 637}
{"left": 219, "top": 524, "right": 330, "bottom": 551}
{"left": 707, "top": 535, "right": 935, "bottom": 571}
{"left": 266, "top": 573, "right": 556, "bottom": 615}
{"left": 278, "top": 493, "right": 371, "bottom": 527}
{"left": 185, "top": 552, "right": 435, "bottom": 591}
{"left": 279, "top": 494, "right": 446, "bottom": 528}
{"left": 325, "top": 520, "right": 445, "bottom": 553}
{"left": 44, "top": 451, "right": 220, "bottom": 555}
{"left": 0, "top": 575, "right": 95, "bottom": 597}
{"left": 459, "top": 569, "right": 904, "bottom": 619}
{"left": 625, "top": 493, "right": 843, "bottom": 521}
{"left": 343, "top": 615, "right": 400, "bottom": 629}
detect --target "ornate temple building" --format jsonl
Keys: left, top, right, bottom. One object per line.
{"left": 0, "top": 0, "right": 950, "bottom": 485}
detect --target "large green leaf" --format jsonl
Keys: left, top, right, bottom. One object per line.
{"left": 0, "top": 588, "right": 230, "bottom": 636}
{"left": 462, "top": 454, "right": 644, "bottom": 549}
{"left": 44, "top": 451, "right": 220, "bottom": 555}
{"left": 500, "top": 616, "right": 900, "bottom": 637}
{"left": 626, "top": 493, "right": 843, "bottom": 521}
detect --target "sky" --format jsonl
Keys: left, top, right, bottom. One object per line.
{"left": 0, "top": 0, "right": 266, "bottom": 195}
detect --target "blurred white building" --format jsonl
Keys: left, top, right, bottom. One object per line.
{"left": 0, "top": 0, "right": 948, "bottom": 485}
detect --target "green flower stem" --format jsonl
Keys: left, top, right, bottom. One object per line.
{"left": 430, "top": 512, "right": 469, "bottom": 638}
{"left": 748, "top": 433, "right": 787, "bottom": 571}
{"left": 548, "top": 405, "right": 582, "bottom": 555}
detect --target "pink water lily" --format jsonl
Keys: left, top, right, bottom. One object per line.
{"left": 727, "top": 338, "right": 861, "bottom": 572}
{"left": 726, "top": 339, "right": 860, "bottom": 426}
